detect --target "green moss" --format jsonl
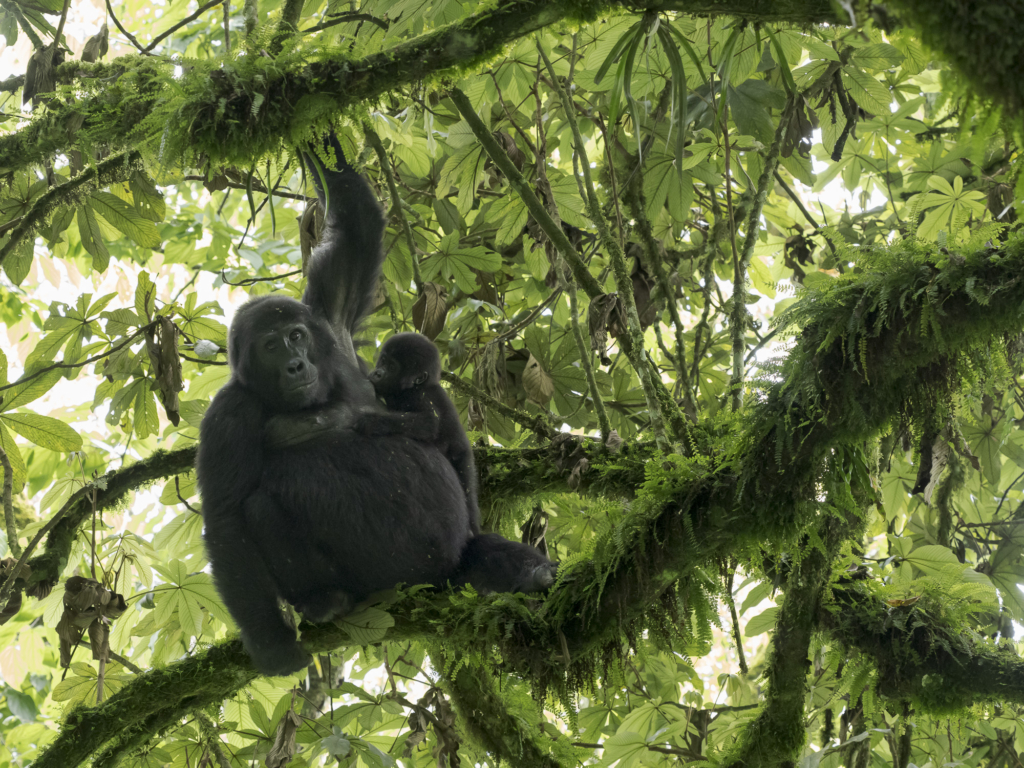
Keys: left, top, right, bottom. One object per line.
{"left": 889, "top": 0, "right": 1024, "bottom": 113}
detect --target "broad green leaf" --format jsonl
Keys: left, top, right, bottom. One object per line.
{"left": 1, "top": 413, "right": 81, "bottom": 451}
{"left": 0, "top": 369, "right": 61, "bottom": 413}
{"left": 841, "top": 67, "right": 893, "bottom": 115}
{"left": 77, "top": 203, "right": 110, "bottom": 273}
{"left": 744, "top": 607, "right": 778, "bottom": 636}
{"left": 850, "top": 43, "right": 904, "bottom": 70}
{"left": 338, "top": 606, "right": 394, "bottom": 644}
{"left": 88, "top": 191, "right": 161, "bottom": 249}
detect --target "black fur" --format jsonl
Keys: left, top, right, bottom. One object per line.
{"left": 197, "top": 137, "right": 554, "bottom": 677}
{"left": 357, "top": 332, "right": 481, "bottom": 534}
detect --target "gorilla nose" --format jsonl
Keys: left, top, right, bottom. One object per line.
{"left": 287, "top": 359, "right": 306, "bottom": 376}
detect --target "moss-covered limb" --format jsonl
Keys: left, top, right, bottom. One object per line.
{"left": 23, "top": 446, "right": 197, "bottom": 593}
{"left": 887, "top": 0, "right": 1024, "bottom": 113}
{"left": 449, "top": 87, "right": 604, "bottom": 300}
{"left": 729, "top": 98, "right": 795, "bottom": 411}
{"left": 0, "top": 445, "right": 16, "bottom": 559}
{"left": 824, "top": 580, "right": 1024, "bottom": 711}
{"left": 739, "top": 238, "right": 1024, "bottom": 537}
{"left": 725, "top": 512, "right": 853, "bottom": 768}
{"left": 0, "top": 0, "right": 843, "bottom": 169}
{"left": 0, "top": 150, "right": 143, "bottom": 272}
{"left": 430, "top": 645, "right": 572, "bottom": 768}
{"left": 33, "top": 639, "right": 257, "bottom": 768}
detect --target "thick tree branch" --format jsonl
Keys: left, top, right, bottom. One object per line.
{"left": 0, "top": 0, "right": 838, "bottom": 177}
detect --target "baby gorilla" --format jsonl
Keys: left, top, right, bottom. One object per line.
{"left": 355, "top": 333, "right": 480, "bottom": 534}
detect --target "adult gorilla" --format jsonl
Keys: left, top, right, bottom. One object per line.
{"left": 197, "top": 136, "right": 554, "bottom": 676}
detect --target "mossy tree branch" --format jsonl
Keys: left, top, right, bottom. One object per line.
{"left": 0, "top": 0, "right": 839, "bottom": 180}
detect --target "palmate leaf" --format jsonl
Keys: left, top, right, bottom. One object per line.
{"left": 0, "top": 368, "right": 61, "bottom": 412}
{"left": 77, "top": 203, "right": 110, "bottom": 272}
{"left": 609, "top": 28, "right": 644, "bottom": 142}
{"left": 765, "top": 27, "right": 798, "bottom": 95}
{"left": 714, "top": 26, "right": 743, "bottom": 125}
{"left": 656, "top": 25, "right": 689, "bottom": 185}
{"left": 593, "top": 21, "right": 642, "bottom": 86}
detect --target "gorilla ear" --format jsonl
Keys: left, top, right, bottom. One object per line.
{"left": 403, "top": 371, "right": 428, "bottom": 389}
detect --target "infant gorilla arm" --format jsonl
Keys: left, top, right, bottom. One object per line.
{"left": 198, "top": 136, "right": 555, "bottom": 677}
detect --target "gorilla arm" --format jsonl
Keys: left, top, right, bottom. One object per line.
{"left": 197, "top": 385, "right": 312, "bottom": 675}
{"left": 301, "top": 136, "right": 386, "bottom": 383}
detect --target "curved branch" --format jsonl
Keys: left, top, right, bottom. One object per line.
{"left": 0, "top": 0, "right": 839, "bottom": 177}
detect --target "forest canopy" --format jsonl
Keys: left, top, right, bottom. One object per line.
{"left": 0, "top": 0, "right": 1023, "bottom": 766}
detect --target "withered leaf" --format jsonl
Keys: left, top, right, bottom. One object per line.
{"left": 145, "top": 315, "right": 184, "bottom": 425}
{"left": 522, "top": 353, "right": 555, "bottom": 405}
{"left": 81, "top": 25, "right": 109, "bottom": 63}
{"left": 411, "top": 282, "right": 448, "bottom": 341}
{"left": 567, "top": 457, "right": 590, "bottom": 491}
{"left": 57, "top": 576, "right": 126, "bottom": 667}
{"left": 266, "top": 711, "right": 303, "bottom": 768}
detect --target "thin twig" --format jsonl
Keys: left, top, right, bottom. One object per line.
{"left": 0, "top": 325, "right": 152, "bottom": 394}
{"left": 183, "top": 176, "right": 310, "bottom": 201}
{"left": 365, "top": 125, "right": 422, "bottom": 290}
{"left": 219, "top": 268, "right": 301, "bottom": 287}
{"left": 143, "top": 0, "right": 224, "bottom": 52}
{"left": 105, "top": 0, "right": 147, "bottom": 53}
{"left": 303, "top": 11, "right": 388, "bottom": 34}
{"left": 0, "top": 445, "right": 17, "bottom": 558}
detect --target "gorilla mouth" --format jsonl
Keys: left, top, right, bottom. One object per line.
{"left": 285, "top": 376, "right": 318, "bottom": 392}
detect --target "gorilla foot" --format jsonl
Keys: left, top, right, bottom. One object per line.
{"left": 514, "top": 561, "right": 558, "bottom": 593}
{"left": 246, "top": 637, "right": 312, "bottom": 677}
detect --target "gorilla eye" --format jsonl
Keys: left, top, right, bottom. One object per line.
{"left": 265, "top": 340, "right": 278, "bottom": 352}
{"left": 290, "top": 329, "right": 305, "bottom": 342}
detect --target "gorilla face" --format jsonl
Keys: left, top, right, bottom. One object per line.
{"left": 368, "top": 333, "right": 440, "bottom": 397}
{"left": 229, "top": 295, "right": 339, "bottom": 412}
{"left": 254, "top": 322, "right": 319, "bottom": 408}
